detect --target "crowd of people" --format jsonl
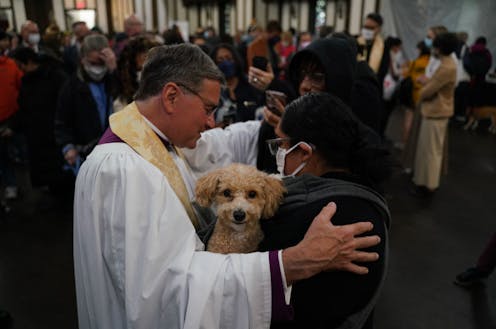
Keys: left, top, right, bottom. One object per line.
{"left": 0, "top": 10, "right": 495, "bottom": 329}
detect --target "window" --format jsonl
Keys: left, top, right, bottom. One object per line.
{"left": 64, "top": 0, "right": 97, "bottom": 29}
{"left": 0, "top": 0, "right": 15, "bottom": 31}
{"left": 315, "top": 0, "right": 326, "bottom": 32}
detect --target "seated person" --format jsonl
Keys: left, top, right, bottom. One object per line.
{"left": 260, "top": 92, "right": 392, "bottom": 329}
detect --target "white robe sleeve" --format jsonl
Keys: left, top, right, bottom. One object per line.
{"left": 180, "top": 121, "right": 261, "bottom": 178}
{"left": 73, "top": 144, "right": 271, "bottom": 329}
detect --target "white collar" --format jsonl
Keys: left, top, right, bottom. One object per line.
{"left": 141, "top": 115, "right": 171, "bottom": 144}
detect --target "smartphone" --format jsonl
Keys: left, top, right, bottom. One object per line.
{"left": 265, "top": 90, "right": 287, "bottom": 115}
{"left": 252, "top": 56, "right": 268, "bottom": 71}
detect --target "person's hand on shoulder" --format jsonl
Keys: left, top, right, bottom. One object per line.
{"left": 282, "top": 202, "right": 380, "bottom": 284}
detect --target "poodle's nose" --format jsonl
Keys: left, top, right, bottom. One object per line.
{"left": 233, "top": 210, "right": 246, "bottom": 222}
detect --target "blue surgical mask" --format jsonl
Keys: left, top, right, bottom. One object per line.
{"left": 242, "top": 34, "right": 254, "bottom": 45}
{"left": 424, "top": 37, "right": 433, "bottom": 49}
{"left": 218, "top": 60, "right": 236, "bottom": 79}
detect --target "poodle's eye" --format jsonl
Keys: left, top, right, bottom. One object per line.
{"left": 248, "top": 191, "right": 257, "bottom": 199}
{"left": 223, "top": 189, "right": 232, "bottom": 197}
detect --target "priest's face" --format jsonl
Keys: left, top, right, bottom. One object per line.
{"left": 172, "top": 79, "right": 220, "bottom": 148}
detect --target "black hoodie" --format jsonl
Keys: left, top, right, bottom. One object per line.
{"left": 289, "top": 38, "right": 356, "bottom": 105}
{"left": 256, "top": 38, "right": 382, "bottom": 173}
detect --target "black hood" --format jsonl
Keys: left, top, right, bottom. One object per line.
{"left": 288, "top": 38, "right": 356, "bottom": 105}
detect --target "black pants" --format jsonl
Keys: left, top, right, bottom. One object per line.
{"left": 454, "top": 81, "right": 470, "bottom": 117}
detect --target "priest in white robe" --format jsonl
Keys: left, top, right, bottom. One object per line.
{"left": 74, "top": 44, "right": 380, "bottom": 329}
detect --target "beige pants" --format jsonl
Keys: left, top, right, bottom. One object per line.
{"left": 413, "top": 118, "right": 449, "bottom": 190}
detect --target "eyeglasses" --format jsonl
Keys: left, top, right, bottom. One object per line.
{"left": 363, "top": 25, "right": 378, "bottom": 30}
{"left": 266, "top": 137, "right": 292, "bottom": 156}
{"left": 177, "top": 83, "right": 218, "bottom": 116}
{"left": 299, "top": 70, "right": 326, "bottom": 87}
{"left": 266, "top": 137, "right": 316, "bottom": 156}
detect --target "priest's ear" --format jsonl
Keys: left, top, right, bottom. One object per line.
{"left": 195, "top": 170, "right": 221, "bottom": 207}
{"left": 161, "top": 82, "right": 179, "bottom": 113}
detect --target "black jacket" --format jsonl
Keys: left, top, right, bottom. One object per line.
{"left": 55, "top": 69, "right": 115, "bottom": 157}
{"left": 62, "top": 44, "right": 79, "bottom": 75}
{"left": 232, "top": 77, "right": 264, "bottom": 122}
{"left": 352, "top": 61, "right": 383, "bottom": 134}
{"left": 260, "top": 172, "right": 389, "bottom": 329}
{"left": 16, "top": 63, "right": 68, "bottom": 187}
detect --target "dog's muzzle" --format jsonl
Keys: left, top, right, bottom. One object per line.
{"left": 232, "top": 209, "right": 246, "bottom": 223}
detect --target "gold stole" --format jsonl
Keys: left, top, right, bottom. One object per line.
{"left": 357, "top": 35, "right": 384, "bottom": 73}
{"left": 109, "top": 102, "right": 200, "bottom": 229}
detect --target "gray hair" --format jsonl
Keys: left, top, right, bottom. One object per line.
{"left": 135, "top": 43, "right": 225, "bottom": 100}
{"left": 80, "top": 34, "right": 109, "bottom": 58}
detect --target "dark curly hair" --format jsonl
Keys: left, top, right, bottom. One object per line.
{"left": 209, "top": 43, "right": 246, "bottom": 79}
{"left": 281, "top": 93, "right": 393, "bottom": 186}
{"left": 433, "top": 32, "right": 458, "bottom": 56}
{"left": 116, "top": 36, "right": 158, "bottom": 103}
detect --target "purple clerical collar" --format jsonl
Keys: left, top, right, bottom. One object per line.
{"left": 98, "top": 127, "right": 123, "bottom": 144}
{"left": 98, "top": 127, "right": 170, "bottom": 148}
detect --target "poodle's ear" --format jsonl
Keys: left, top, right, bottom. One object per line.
{"left": 195, "top": 170, "right": 221, "bottom": 207}
{"left": 261, "top": 174, "right": 286, "bottom": 219}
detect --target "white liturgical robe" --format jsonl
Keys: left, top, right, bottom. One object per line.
{"left": 73, "top": 142, "right": 272, "bottom": 329}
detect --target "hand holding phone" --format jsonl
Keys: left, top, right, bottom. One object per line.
{"left": 252, "top": 56, "right": 269, "bottom": 71}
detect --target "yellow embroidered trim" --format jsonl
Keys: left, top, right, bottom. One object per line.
{"left": 109, "top": 102, "right": 200, "bottom": 229}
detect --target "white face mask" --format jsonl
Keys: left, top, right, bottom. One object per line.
{"left": 276, "top": 141, "right": 310, "bottom": 177}
{"left": 28, "top": 33, "right": 40, "bottom": 45}
{"left": 392, "top": 50, "right": 403, "bottom": 64}
{"left": 361, "top": 28, "right": 375, "bottom": 41}
{"left": 84, "top": 63, "right": 107, "bottom": 81}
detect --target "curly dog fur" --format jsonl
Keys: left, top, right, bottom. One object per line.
{"left": 195, "top": 164, "right": 286, "bottom": 254}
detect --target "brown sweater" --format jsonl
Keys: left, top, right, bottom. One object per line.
{"left": 419, "top": 55, "right": 457, "bottom": 118}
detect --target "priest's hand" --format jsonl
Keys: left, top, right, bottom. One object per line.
{"left": 282, "top": 202, "right": 380, "bottom": 285}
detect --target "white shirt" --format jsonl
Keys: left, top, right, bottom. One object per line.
{"left": 181, "top": 120, "right": 261, "bottom": 178}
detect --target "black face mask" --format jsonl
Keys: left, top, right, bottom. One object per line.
{"left": 269, "top": 35, "right": 281, "bottom": 46}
